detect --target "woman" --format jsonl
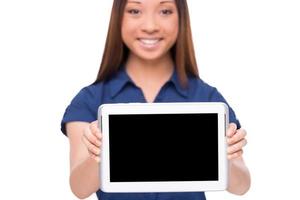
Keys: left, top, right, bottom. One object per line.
{"left": 61, "top": 0, "right": 251, "bottom": 199}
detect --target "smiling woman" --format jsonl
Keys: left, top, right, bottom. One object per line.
{"left": 96, "top": 0, "right": 198, "bottom": 90}
{"left": 122, "top": 0, "right": 179, "bottom": 64}
{"left": 61, "top": 0, "right": 250, "bottom": 200}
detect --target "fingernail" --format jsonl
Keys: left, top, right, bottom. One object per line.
{"left": 227, "top": 138, "right": 233, "bottom": 144}
{"left": 97, "top": 140, "right": 101, "bottom": 146}
{"left": 96, "top": 148, "right": 101, "bottom": 155}
{"left": 96, "top": 157, "right": 100, "bottom": 163}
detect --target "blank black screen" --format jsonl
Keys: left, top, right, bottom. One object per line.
{"left": 108, "top": 113, "right": 218, "bottom": 182}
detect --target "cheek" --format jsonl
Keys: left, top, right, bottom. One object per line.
{"left": 163, "top": 17, "right": 179, "bottom": 41}
{"left": 165, "top": 24, "right": 178, "bottom": 41}
{"left": 121, "top": 20, "right": 137, "bottom": 43}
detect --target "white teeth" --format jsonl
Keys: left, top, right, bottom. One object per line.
{"left": 139, "top": 39, "right": 160, "bottom": 45}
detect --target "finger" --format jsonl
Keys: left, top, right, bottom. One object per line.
{"left": 84, "top": 127, "right": 101, "bottom": 147}
{"left": 91, "top": 120, "right": 99, "bottom": 127}
{"left": 91, "top": 154, "right": 101, "bottom": 163}
{"left": 227, "top": 138, "right": 247, "bottom": 154}
{"left": 82, "top": 135, "right": 101, "bottom": 156}
{"left": 226, "top": 123, "right": 237, "bottom": 138}
{"left": 227, "top": 129, "right": 247, "bottom": 145}
{"left": 228, "top": 150, "right": 243, "bottom": 160}
{"left": 90, "top": 121, "right": 102, "bottom": 140}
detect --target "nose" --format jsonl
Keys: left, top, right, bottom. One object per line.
{"left": 141, "top": 14, "right": 159, "bottom": 34}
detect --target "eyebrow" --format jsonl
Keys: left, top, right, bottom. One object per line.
{"left": 160, "top": 0, "right": 175, "bottom": 4}
{"left": 126, "top": 0, "right": 175, "bottom": 4}
{"left": 127, "top": 1, "right": 141, "bottom": 4}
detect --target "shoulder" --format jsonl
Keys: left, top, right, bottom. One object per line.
{"left": 188, "top": 76, "right": 219, "bottom": 100}
{"left": 78, "top": 82, "right": 104, "bottom": 97}
{"left": 71, "top": 81, "right": 106, "bottom": 107}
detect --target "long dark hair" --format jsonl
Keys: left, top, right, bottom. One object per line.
{"left": 94, "top": 0, "right": 199, "bottom": 88}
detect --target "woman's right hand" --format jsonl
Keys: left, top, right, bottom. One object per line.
{"left": 82, "top": 120, "right": 102, "bottom": 163}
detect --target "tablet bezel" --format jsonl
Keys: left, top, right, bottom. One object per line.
{"left": 98, "top": 102, "right": 229, "bottom": 193}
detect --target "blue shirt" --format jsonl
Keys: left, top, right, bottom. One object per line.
{"left": 61, "top": 67, "right": 241, "bottom": 200}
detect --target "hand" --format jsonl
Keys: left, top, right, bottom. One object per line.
{"left": 226, "top": 123, "right": 247, "bottom": 160}
{"left": 82, "top": 120, "right": 102, "bottom": 163}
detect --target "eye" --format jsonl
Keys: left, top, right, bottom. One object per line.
{"left": 127, "top": 9, "right": 141, "bottom": 15}
{"left": 160, "top": 9, "right": 173, "bottom": 15}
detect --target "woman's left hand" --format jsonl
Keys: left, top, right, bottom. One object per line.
{"left": 226, "top": 123, "right": 247, "bottom": 160}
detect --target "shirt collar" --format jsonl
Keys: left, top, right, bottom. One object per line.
{"left": 108, "top": 67, "right": 133, "bottom": 98}
{"left": 169, "top": 69, "right": 189, "bottom": 97}
{"left": 108, "top": 67, "right": 189, "bottom": 98}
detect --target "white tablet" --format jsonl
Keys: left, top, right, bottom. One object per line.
{"left": 98, "top": 102, "right": 229, "bottom": 193}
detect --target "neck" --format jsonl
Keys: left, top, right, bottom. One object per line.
{"left": 125, "top": 52, "right": 174, "bottom": 82}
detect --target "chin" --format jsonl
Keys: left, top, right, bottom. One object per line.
{"left": 135, "top": 52, "right": 165, "bottom": 62}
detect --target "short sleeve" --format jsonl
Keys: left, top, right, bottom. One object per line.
{"left": 61, "top": 87, "right": 97, "bottom": 136}
{"left": 210, "top": 88, "right": 241, "bottom": 129}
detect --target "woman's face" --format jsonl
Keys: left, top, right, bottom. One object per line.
{"left": 122, "top": 0, "right": 179, "bottom": 62}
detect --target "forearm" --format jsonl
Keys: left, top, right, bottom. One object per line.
{"left": 70, "top": 156, "right": 100, "bottom": 199}
{"left": 227, "top": 157, "right": 251, "bottom": 195}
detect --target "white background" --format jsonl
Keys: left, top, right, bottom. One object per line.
{"left": 0, "top": 0, "right": 299, "bottom": 199}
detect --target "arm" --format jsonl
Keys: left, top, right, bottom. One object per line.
{"left": 66, "top": 121, "right": 102, "bottom": 199}
{"left": 226, "top": 123, "right": 251, "bottom": 195}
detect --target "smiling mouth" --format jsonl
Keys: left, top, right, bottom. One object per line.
{"left": 138, "top": 38, "right": 163, "bottom": 47}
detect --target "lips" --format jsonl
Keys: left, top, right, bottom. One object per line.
{"left": 138, "top": 38, "right": 163, "bottom": 48}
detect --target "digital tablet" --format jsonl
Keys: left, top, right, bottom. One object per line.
{"left": 98, "top": 102, "right": 229, "bottom": 193}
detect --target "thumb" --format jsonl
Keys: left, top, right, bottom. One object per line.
{"left": 91, "top": 120, "right": 99, "bottom": 127}
{"left": 226, "top": 123, "right": 237, "bottom": 138}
